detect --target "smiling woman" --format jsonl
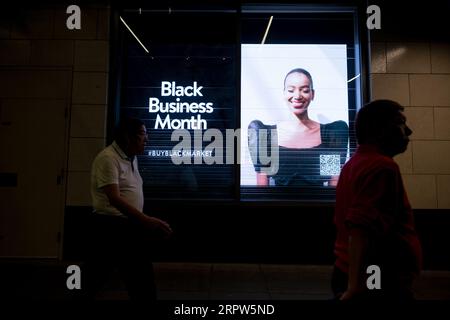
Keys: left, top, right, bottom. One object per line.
{"left": 115, "top": 4, "right": 366, "bottom": 202}
{"left": 248, "top": 68, "right": 349, "bottom": 188}
{"left": 279, "top": 68, "right": 320, "bottom": 149}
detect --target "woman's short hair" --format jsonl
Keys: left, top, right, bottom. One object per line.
{"left": 355, "top": 99, "right": 404, "bottom": 145}
{"left": 284, "top": 68, "right": 314, "bottom": 90}
{"left": 114, "top": 117, "right": 145, "bottom": 145}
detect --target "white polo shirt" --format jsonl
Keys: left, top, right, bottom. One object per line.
{"left": 91, "top": 141, "right": 144, "bottom": 217}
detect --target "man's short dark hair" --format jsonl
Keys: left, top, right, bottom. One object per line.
{"left": 114, "top": 117, "right": 145, "bottom": 145}
{"left": 355, "top": 99, "right": 404, "bottom": 145}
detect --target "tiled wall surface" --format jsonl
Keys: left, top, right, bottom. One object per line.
{"left": 0, "top": 4, "right": 110, "bottom": 256}
{"left": 371, "top": 42, "right": 450, "bottom": 208}
{"left": 6, "top": 5, "right": 109, "bottom": 208}
{"left": 0, "top": 3, "right": 449, "bottom": 255}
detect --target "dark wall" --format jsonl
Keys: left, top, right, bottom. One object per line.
{"left": 64, "top": 205, "right": 450, "bottom": 270}
{"left": 414, "top": 210, "right": 450, "bottom": 270}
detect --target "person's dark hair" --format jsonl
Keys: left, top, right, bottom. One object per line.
{"left": 355, "top": 99, "right": 404, "bottom": 145}
{"left": 284, "top": 68, "right": 314, "bottom": 90}
{"left": 114, "top": 117, "right": 145, "bottom": 146}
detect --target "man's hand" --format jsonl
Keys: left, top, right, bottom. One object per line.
{"left": 141, "top": 215, "right": 173, "bottom": 239}
{"left": 342, "top": 227, "right": 369, "bottom": 301}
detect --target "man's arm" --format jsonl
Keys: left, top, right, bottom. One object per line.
{"left": 340, "top": 227, "right": 369, "bottom": 300}
{"left": 102, "top": 184, "right": 172, "bottom": 236}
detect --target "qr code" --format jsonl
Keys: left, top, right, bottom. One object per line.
{"left": 320, "top": 154, "right": 341, "bottom": 176}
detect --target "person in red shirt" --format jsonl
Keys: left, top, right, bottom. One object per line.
{"left": 333, "top": 99, "right": 422, "bottom": 301}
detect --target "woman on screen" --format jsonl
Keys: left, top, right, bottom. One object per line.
{"left": 248, "top": 68, "right": 349, "bottom": 187}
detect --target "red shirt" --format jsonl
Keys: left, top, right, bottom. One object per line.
{"left": 334, "top": 144, "right": 422, "bottom": 277}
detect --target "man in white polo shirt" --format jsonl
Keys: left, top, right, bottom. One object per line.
{"left": 87, "top": 117, "right": 172, "bottom": 301}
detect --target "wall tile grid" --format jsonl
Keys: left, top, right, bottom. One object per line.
{"left": 65, "top": 6, "right": 110, "bottom": 206}
{"left": 371, "top": 41, "right": 450, "bottom": 208}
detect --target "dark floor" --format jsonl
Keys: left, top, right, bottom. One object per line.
{"left": 1, "top": 260, "right": 449, "bottom": 300}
